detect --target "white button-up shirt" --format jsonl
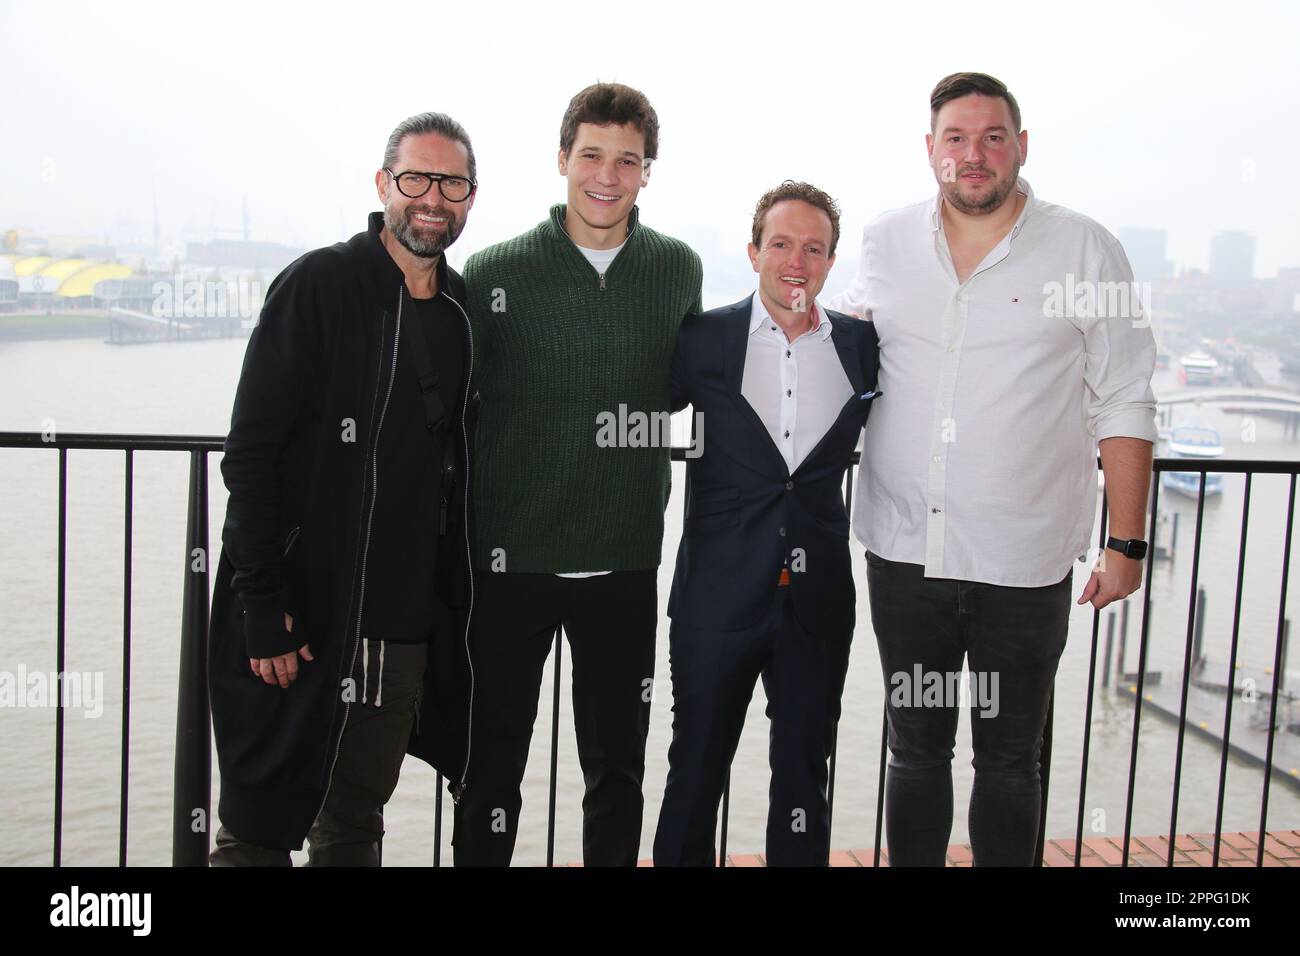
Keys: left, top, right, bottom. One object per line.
{"left": 826, "top": 178, "right": 1157, "bottom": 586}
{"left": 742, "top": 294, "right": 854, "bottom": 474}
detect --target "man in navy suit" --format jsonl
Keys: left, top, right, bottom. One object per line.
{"left": 653, "top": 182, "right": 880, "bottom": 866}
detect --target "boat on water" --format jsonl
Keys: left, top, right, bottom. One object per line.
{"left": 1161, "top": 425, "right": 1225, "bottom": 498}
{"left": 1178, "top": 351, "right": 1219, "bottom": 385}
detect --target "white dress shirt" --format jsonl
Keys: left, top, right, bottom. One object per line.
{"left": 742, "top": 294, "right": 854, "bottom": 474}
{"left": 826, "top": 178, "right": 1157, "bottom": 587}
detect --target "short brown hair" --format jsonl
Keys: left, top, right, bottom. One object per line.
{"left": 930, "top": 72, "right": 1021, "bottom": 133}
{"left": 751, "top": 181, "right": 841, "bottom": 256}
{"left": 559, "top": 82, "right": 660, "bottom": 161}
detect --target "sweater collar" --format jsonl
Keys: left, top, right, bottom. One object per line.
{"left": 546, "top": 203, "right": 640, "bottom": 248}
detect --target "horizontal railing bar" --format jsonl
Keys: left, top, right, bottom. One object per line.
{"left": 0, "top": 432, "right": 224, "bottom": 452}
{"left": 1147, "top": 458, "right": 1300, "bottom": 474}
{"left": 5, "top": 433, "right": 1299, "bottom": 475}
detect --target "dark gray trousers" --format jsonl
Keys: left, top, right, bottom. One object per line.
{"left": 209, "top": 640, "right": 427, "bottom": 867}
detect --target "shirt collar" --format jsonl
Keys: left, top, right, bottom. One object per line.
{"left": 749, "top": 292, "right": 834, "bottom": 341}
{"left": 929, "top": 176, "right": 1035, "bottom": 240}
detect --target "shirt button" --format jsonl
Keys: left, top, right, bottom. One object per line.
{"left": 785, "top": 350, "right": 791, "bottom": 358}
{"left": 770, "top": 326, "right": 777, "bottom": 332}
{"left": 931, "top": 507, "right": 942, "bottom": 514}
{"left": 786, "top": 389, "right": 792, "bottom": 397}
{"left": 784, "top": 430, "right": 790, "bottom": 438}
{"left": 932, "top": 455, "right": 941, "bottom": 463}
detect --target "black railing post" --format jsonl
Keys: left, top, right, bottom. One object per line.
{"left": 119, "top": 448, "right": 134, "bottom": 866}
{"left": 1281, "top": 620, "right": 1291, "bottom": 695}
{"left": 1192, "top": 588, "right": 1207, "bottom": 673}
{"left": 1257, "top": 473, "right": 1297, "bottom": 865}
{"left": 1168, "top": 476, "right": 1209, "bottom": 863}
{"left": 1214, "top": 473, "right": 1252, "bottom": 866}
{"left": 1122, "top": 471, "right": 1162, "bottom": 866}
{"left": 172, "top": 449, "right": 211, "bottom": 866}
{"left": 1102, "top": 614, "right": 1115, "bottom": 691}
{"left": 1074, "top": 493, "right": 1109, "bottom": 865}
{"left": 1118, "top": 600, "right": 1130, "bottom": 681}
{"left": 54, "top": 447, "right": 67, "bottom": 868}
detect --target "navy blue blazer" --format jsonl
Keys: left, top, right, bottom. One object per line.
{"left": 667, "top": 295, "right": 881, "bottom": 635}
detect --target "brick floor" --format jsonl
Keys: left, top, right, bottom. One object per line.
{"left": 623, "top": 830, "right": 1299, "bottom": 866}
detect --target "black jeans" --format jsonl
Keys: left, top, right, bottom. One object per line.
{"left": 865, "top": 551, "right": 1071, "bottom": 867}
{"left": 452, "top": 571, "right": 657, "bottom": 866}
{"left": 653, "top": 588, "right": 853, "bottom": 866}
{"left": 209, "top": 640, "right": 428, "bottom": 867}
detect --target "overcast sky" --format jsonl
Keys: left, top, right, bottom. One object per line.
{"left": 4, "top": 0, "right": 1298, "bottom": 288}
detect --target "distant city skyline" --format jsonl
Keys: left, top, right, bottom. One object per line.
{"left": 4, "top": 0, "right": 1298, "bottom": 289}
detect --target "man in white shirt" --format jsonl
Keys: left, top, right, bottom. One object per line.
{"left": 827, "top": 72, "right": 1157, "bottom": 866}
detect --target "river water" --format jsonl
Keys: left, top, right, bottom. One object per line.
{"left": 2, "top": 332, "right": 1298, "bottom": 866}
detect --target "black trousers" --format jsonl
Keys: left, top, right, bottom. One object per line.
{"left": 209, "top": 640, "right": 427, "bottom": 867}
{"left": 452, "top": 570, "right": 657, "bottom": 866}
{"left": 653, "top": 588, "right": 853, "bottom": 866}
{"left": 865, "top": 551, "right": 1072, "bottom": 867}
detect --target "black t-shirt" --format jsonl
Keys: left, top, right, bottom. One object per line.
{"left": 361, "top": 292, "right": 467, "bottom": 642}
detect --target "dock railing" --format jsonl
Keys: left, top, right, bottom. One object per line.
{"left": 1, "top": 430, "right": 1296, "bottom": 867}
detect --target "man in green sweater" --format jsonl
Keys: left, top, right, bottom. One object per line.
{"left": 455, "top": 82, "right": 702, "bottom": 866}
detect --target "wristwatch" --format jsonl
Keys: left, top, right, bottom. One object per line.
{"left": 1106, "top": 536, "right": 1148, "bottom": 560}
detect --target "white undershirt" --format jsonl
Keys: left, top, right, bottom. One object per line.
{"left": 555, "top": 240, "right": 628, "bottom": 579}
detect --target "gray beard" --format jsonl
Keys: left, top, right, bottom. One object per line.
{"left": 385, "top": 204, "right": 462, "bottom": 259}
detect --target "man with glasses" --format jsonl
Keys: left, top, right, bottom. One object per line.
{"left": 209, "top": 112, "right": 478, "bottom": 865}
{"left": 454, "top": 82, "right": 702, "bottom": 866}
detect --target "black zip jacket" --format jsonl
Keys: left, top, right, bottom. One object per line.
{"left": 209, "top": 211, "right": 474, "bottom": 851}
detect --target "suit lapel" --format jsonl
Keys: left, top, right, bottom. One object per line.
{"left": 792, "top": 314, "right": 871, "bottom": 476}
{"left": 829, "top": 313, "right": 865, "bottom": 397}
{"left": 723, "top": 295, "right": 789, "bottom": 477}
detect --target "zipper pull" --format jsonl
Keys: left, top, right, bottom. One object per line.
{"left": 599, "top": 272, "right": 606, "bottom": 291}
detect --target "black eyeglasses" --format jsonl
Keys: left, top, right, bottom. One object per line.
{"left": 385, "top": 168, "right": 476, "bottom": 202}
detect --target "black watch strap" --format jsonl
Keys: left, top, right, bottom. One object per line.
{"left": 1106, "top": 536, "right": 1148, "bottom": 560}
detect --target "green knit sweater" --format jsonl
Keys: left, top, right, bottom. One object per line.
{"left": 465, "top": 204, "right": 703, "bottom": 573}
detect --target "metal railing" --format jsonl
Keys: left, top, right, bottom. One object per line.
{"left": 2, "top": 430, "right": 1297, "bottom": 867}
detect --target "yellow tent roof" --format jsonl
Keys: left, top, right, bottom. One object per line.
{"left": 57, "top": 263, "right": 134, "bottom": 298}
{"left": 37, "top": 259, "right": 91, "bottom": 281}
{"left": 14, "top": 256, "right": 53, "bottom": 275}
